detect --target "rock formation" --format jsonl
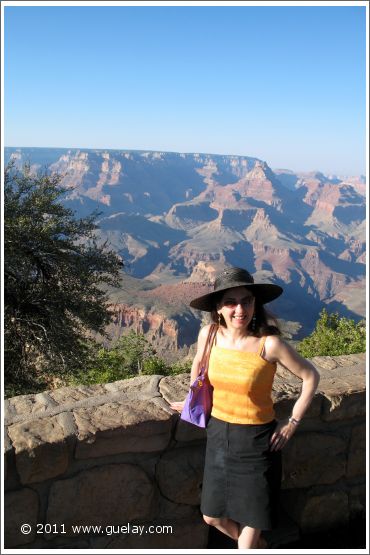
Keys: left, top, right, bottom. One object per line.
{"left": 5, "top": 147, "right": 365, "bottom": 345}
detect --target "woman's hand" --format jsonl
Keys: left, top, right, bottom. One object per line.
{"left": 169, "top": 400, "right": 186, "bottom": 413}
{"left": 270, "top": 419, "right": 298, "bottom": 451}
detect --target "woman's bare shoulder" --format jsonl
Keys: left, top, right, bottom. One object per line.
{"left": 265, "top": 334, "right": 284, "bottom": 346}
{"left": 198, "top": 323, "right": 214, "bottom": 340}
{"left": 264, "top": 334, "right": 286, "bottom": 356}
{"left": 194, "top": 324, "right": 215, "bottom": 357}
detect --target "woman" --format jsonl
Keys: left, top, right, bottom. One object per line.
{"left": 171, "top": 267, "right": 320, "bottom": 549}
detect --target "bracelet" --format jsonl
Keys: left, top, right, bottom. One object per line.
{"left": 288, "top": 416, "right": 300, "bottom": 426}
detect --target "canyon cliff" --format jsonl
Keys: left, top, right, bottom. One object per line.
{"left": 5, "top": 147, "right": 365, "bottom": 354}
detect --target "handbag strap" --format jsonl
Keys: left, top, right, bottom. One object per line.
{"left": 199, "top": 323, "right": 218, "bottom": 377}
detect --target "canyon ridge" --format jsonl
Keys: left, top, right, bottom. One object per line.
{"left": 5, "top": 147, "right": 366, "bottom": 359}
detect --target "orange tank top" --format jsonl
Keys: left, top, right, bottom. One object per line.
{"left": 208, "top": 336, "right": 276, "bottom": 424}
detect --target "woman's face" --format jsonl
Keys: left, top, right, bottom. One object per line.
{"left": 217, "top": 286, "right": 255, "bottom": 330}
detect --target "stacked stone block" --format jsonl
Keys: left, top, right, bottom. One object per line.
{"left": 4, "top": 354, "right": 366, "bottom": 548}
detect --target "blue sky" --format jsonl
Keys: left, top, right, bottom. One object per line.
{"left": 3, "top": 3, "right": 367, "bottom": 175}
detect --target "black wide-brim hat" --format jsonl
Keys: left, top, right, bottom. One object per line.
{"left": 189, "top": 267, "right": 283, "bottom": 312}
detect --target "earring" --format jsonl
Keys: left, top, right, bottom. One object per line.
{"left": 251, "top": 315, "right": 256, "bottom": 331}
{"left": 217, "top": 313, "right": 222, "bottom": 325}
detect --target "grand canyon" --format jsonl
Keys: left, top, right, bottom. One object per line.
{"left": 5, "top": 147, "right": 366, "bottom": 358}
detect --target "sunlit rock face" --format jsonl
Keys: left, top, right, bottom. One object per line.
{"left": 5, "top": 147, "right": 365, "bottom": 346}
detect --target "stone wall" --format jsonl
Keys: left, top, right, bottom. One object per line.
{"left": 4, "top": 353, "right": 366, "bottom": 549}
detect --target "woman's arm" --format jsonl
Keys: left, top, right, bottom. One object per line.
{"left": 189, "top": 323, "right": 213, "bottom": 384}
{"left": 170, "top": 323, "right": 213, "bottom": 412}
{"left": 265, "top": 335, "right": 320, "bottom": 450}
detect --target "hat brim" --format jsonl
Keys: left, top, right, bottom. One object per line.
{"left": 189, "top": 283, "right": 283, "bottom": 311}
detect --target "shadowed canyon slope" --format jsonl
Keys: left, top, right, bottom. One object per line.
{"left": 6, "top": 147, "right": 366, "bottom": 351}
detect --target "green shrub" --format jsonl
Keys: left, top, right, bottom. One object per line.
{"left": 167, "top": 359, "right": 192, "bottom": 375}
{"left": 69, "top": 332, "right": 170, "bottom": 386}
{"left": 68, "top": 343, "right": 135, "bottom": 386}
{"left": 142, "top": 356, "right": 169, "bottom": 375}
{"left": 297, "top": 309, "right": 366, "bottom": 357}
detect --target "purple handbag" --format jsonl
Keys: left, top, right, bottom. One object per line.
{"left": 180, "top": 324, "right": 218, "bottom": 428}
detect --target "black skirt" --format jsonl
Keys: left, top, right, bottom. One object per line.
{"left": 200, "top": 416, "right": 282, "bottom": 530}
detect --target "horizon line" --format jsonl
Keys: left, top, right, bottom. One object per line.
{"left": 4, "top": 145, "right": 365, "bottom": 177}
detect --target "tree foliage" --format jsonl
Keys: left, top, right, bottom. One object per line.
{"left": 297, "top": 308, "right": 366, "bottom": 358}
{"left": 4, "top": 163, "right": 123, "bottom": 396}
{"left": 71, "top": 331, "right": 191, "bottom": 386}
